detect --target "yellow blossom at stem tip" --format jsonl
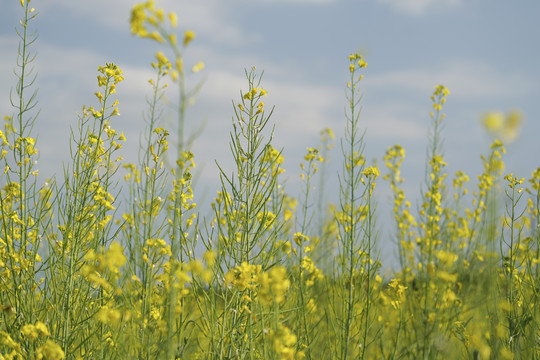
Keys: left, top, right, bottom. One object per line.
{"left": 482, "top": 110, "right": 523, "bottom": 143}
{"left": 184, "top": 30, "right": 195, "bottom": 46}
{"left": 363, "top": 166, "right": 380, "bottom": 178}
{"left": 168, "top": 12, "right": 177, "bottom": 27}
{"left": 192, "top": 61, "right": 205, "bottom": 73}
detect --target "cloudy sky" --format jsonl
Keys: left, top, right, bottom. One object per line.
{"left": 1, "top": 0, "right": 539, "bottom": 263}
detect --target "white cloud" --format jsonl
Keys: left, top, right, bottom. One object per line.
{"left": 362, "top": 105, "right": 426, "bottom": 140}
{"left": 37, "top": 0, "right": 258, "bottom": 47}
{"left": 251, "top": 0, "right": 338, "bottom": 4}
{"left": 364, "top": 59, "right": 533, "bottom": 101}
{"left": 377, "top": 0, "right": 462, "bottom": 16}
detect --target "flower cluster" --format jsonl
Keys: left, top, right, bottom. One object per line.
{"left": 482, "top": 110, "right": 523, "bottom": 143}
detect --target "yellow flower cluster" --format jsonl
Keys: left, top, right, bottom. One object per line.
{"left": 260, "top": 145, "right": 285, "bottom": 177}
{"left": 228, "top": 262, "right": 260, "bottom": 291}
{"left": 482, "top": 110, "right": 523, "bottom": 143}
{"left": 154, "top": 51, "right": 172, "bottom": 73}
{"left": 131, "top": 1, "right": 203, "bottom": 85}
{"left": 431, "top": 85, "right": 450, "bottom": 114}
{"left": 143, "top": 238, "right": 172, "bottom": 264}
{"left": 362, "top": 166, "right": 380, "bottom": 178}
{"left": 475, "top": 140, "right": 506, "bottom": 203}
{"left": 348, "top": 53, "right": 368, "bottom": 73}
{"left": 530, "top": 167, "right": 540, "bottom": 191}
{"left": 227, "top": 262, "right": 291, "bottom": 305}
{"left": 91, "top": 182, "right": 116, "bottom": 211}
{"left": 380, "top": 279, "right": 407, "bottom": 310}
{"left": 299, "top": 147, "right": 323, "bottom": 184}
{"left": 242, "top": 86, "right": 268, "bottom": 101}
{"left": 504, "top": 173, "right": 525, "bottom": 191}
{"left": 301, "top": 256, "right": 324, "bottom": 287}
{"left": 257, "top": 210, "right": 276, "bottom": 228}
{"left": 362, "top": 166, "right": 380, "bottom": 192}
{"left": 97, "top": 63, "right": 124, "bottom": 88}
{"left": 20, "top": 321, "right": 50, "bottom": 342}
{"left": 96, "top": 306, "right": 122, "bottom": 325}
{"left": 82, "top": 242, "right": 127, "bottom": 292}
{"left": 131, "top": 1, "right": 169, "bottom": 42}
{"left": 258, "top": 266, "right": 291, "bottom": 304}
{"left": 344, "top": 151, "right": 365, "bottom": 172}
{"left": 293, "top": 232, "right": 309, "bottom": 246}
{"left": 269, "top": 324, "right": 301, "bottom": 360}
{"left": 83, "top": 63, "right": 124, "bottom": 123}
{"left": 5, "top": 322, "right": 65, "bottom": 359}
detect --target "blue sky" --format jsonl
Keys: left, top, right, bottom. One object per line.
{"left": 1, "top": 0, "right": 539, "bottom": 264}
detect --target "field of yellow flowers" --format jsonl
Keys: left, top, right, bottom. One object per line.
{"left": 1, "top": 1, "right": 539, "bottom": 359}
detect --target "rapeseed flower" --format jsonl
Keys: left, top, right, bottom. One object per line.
{"left": 168, "top": 12, "right": 177, "bottom": 27}
{"left": 191, "top": 61, "right": 204, "bottom": 73}
{"left": 21, "top": 321, "right": 50, "bottom": 341}
{"left": 271, "top": 325, "right": 298, "bottom": 360}
{"left": 97, "top": 306, "right": 122, "bottom": 325}
{"left": 482, "top": 110, "right": 523, "bottom": 143}
{"left": 293, "top": 232, "right": 309, "bottom": 246}
{"left": 36, "top": 340, "right": 65, "bottom": 360}
{"left": 183, "top": 30, "right": 195, "bottom": 46}
{"left": 230, "top": 262, "right": 260, "bottom": 291}
{"left": 258, "top": 265, "right": 290, "bottom": 304}
{"left": 530, "top": 167, "right": 540, "bottom": 191}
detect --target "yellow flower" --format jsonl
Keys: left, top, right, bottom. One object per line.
{"left": 303, "top": 147, "right": 319, "bottom": 162}
{"left": 35, "top": 322, "right": 50, "bottom": 337}
{"left": 155, "top": 8, "right": 164, "bottom": 22}
{"left": 168, "top": 12, "right": 178, "bottom": 27}
{"left": 482, "top": 110, "right": 523, "bottom": 143}
{"left": 0, "top": 130, "right": 9, "bottom": 146}
{"left": 149, "top": 30, "right": 164, "bottom": 43}
{"left": 530, "top": 167, "right": 540, "bottom": 191}
{"left": 183, "top": 30, "right": 196, "bottom": 46}
{"left": 192, "top": 61, "right": 205, "bottom": 73}
{"left": 483, "top": 112, "right": 504, "bottom": 132}
{"left": 433, "top": 84, "right": 450, "bottom": 97}
{"left": 293, "top": 232, "right": 309, "bottom": 246}
{"left": 155, "top": 51, "right": 169, "bottom": 66}
{"left": 437, "top": 270, "right": 457, "bottom": 282}
{"left": 321, "top": 127, "right": 335, "bottom": 141}
{"left": 272, "top": 325, "right": 297, "bottom": 360}
{"left": 104, "top": 242, "right": 127, "bottom": 272}
{"left": 97, "top": 306, "right": 122, "bottom": 325}
{"left": 21, "top": 321, "right": 51, "bottom": 342}
{"left": 189, "top": 259, "right": 203, "bottom": 275}
{"left": 269, "top": 266, "right": 290, "bottom": 303}
{"left": 230, "top": 262, "right": 260, "bottom": 291}
{"left": 37, "top": 340, "right": 65, "bottom": 360}
{"left": 362, "top": 166, "right": 380, "bottom": 178}
{"left": 21, "top": 324, "right": 39, "bottom": 342}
